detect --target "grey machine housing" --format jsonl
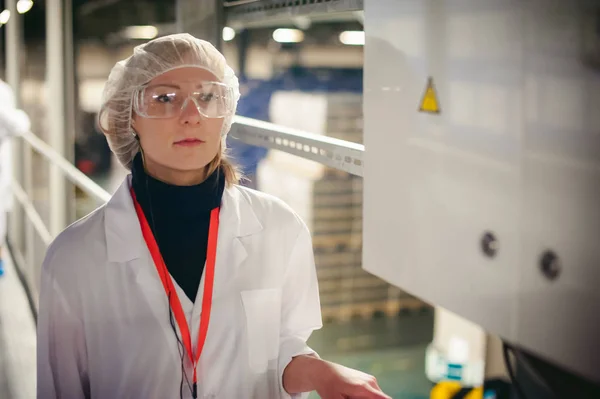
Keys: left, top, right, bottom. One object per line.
{"left": 363, "top": 0, "right": 600, "bottom": 390}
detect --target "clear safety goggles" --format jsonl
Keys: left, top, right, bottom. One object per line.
{"left": 133, "top": 81, "right": 234, "bottom": 119}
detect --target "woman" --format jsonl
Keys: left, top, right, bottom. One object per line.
{"left": 36, "top": 34, "right": 390, "bottom": 399}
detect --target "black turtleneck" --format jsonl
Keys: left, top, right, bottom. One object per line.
{"left": 131, "top": 152, "right": 226, "bottom": 302}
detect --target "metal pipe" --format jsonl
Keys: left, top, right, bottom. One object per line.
{"left": 11, "top": 180, "right": 53, "bottom": 247}
{"left": 20, "top": 131, "right": 111, "bottom": 204}
{"left": 222, "top": 0, "right": 260, "bottom": 7}
{"left": 23, "top": 144, "right": 35, "bottom": 276}
{"left": 230, "top": 115, "right": 365, "bottom": 177}
{"left": 46, "top": 0, "right": 68, "bottom": 236}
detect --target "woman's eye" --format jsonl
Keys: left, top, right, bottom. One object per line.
{"left": 199, "top": 93, "right": 215, "bottom": 102}
{"left": 155, "top": 94, "right": 173, "bottom": 103}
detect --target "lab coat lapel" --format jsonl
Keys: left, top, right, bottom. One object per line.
{"left": 193, "top": 186, "right": 263, "bottom": 318}
{"left": 104, "top": 175, "right": 143, "bottom": 265}
{"left": 104, "top": 175, "right": 186, "bottom": 365}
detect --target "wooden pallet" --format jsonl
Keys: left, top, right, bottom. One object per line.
{"left": 312, "top": 231, "right": 362, "bottom": 251}
{"left": 313, "top": 218, "right": 363, "bottom": 235}
{"left": 321, "top": 297, "right": 433, "bottom": 324}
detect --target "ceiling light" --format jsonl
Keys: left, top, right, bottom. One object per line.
{"left": 339, "top": 31, "right": 365, "bottom": 46}
{"left": 122, "top": 25, "right": 158, "bottom": 40}
{"left": 272, "top": 28, "right": 304, "bottom": 44}
{"left": 0, "top": 10, "right": 10, "bottom": 25}
{"left": 16, "top": 0, "right": 33, "bottom": 14}
{"left": 222, "top": 27, "right": 236, "bottom": 42}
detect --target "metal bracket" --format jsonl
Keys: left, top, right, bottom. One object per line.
{"left": 225, "top": 0, "right": 364, "bottom": 28}
{"left": 230, "top": 116, "right": 364, "bottom": 177}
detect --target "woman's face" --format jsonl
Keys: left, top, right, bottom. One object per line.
{"left": 132, "top": 67, "right": 226, "bottom": 175}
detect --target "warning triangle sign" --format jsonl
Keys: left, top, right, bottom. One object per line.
{"left": 419, "top": 77, "right": 441, "bottom": 114}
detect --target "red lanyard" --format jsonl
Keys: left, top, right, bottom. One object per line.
{"left": 130, "top": 187, "right": 219, "bottom": 397}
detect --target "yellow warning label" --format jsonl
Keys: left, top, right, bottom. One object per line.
{"left": 419, "top": 77, "right": 441, "bottom": 114}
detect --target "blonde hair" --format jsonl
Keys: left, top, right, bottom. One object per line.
{"left": 206, "top": 146, "right": 241, "bottom": 187}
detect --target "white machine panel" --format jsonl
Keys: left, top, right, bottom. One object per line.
{"left": 363, "top": 0, "right": 600, "bottom": 384}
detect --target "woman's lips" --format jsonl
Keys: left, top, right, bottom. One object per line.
{"left": 174, "top": 138, "right": 204, "bottom": 147}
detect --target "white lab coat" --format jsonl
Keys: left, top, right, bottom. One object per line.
{"left": 37, "top": 175, "right": 323, "bottom": 399}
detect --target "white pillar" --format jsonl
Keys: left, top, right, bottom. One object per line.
{"left": 6, "top": 0, "right": 24, "bottom": 252}
{"left": 46, "top": 0, "right": 68, "bottom": 236}
{"left": 5, "top": 0, "right": 20, "bottom": 93}
{"left": 62, "top": 0, "right": 77, "bottom": 224}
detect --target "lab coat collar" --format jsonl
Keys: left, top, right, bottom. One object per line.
{"left": 104, "top": 174, "right": 263, "bottom": 264}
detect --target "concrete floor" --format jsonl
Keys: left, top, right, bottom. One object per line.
{"left": 0, "top": 318, "right": 13, "bottom": 399}
{"left": 306, "top": 314, "right": 434, "bottom": 399}
{"left": 0, "top": 249, "right": 37, "bottom": 399}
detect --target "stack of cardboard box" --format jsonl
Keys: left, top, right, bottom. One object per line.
{"left": 262, "top": 90, "right": 430, "bottom": 324}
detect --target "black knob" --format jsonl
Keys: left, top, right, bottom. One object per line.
{"left": 481, "top": 231, "right": 498, "bottom": 258}
{"left": 540, "top": 250, "right": 561, "bottom": 281}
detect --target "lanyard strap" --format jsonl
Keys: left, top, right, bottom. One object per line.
{"left": 130, "top": 187, "right": 219, "bottom": 394}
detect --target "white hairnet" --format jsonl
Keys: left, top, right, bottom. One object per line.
{"left": 98, "top": 33, "right": 240, "bottom": 170}
{"left": 0, "top": 79, "right": 31, "bottom": 140}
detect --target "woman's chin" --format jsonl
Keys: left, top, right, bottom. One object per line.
{"left": 168, "top": 159, "right": 212, "bottom": 172}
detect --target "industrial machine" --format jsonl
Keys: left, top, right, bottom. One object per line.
{"left": 362, "top": 1, "right": 600, "bottom": 398}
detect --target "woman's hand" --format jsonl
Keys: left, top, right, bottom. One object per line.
{"left": 311, "top": 359, "right": 392, "bottom": 399}
{"left": 283, "top": 355, "right": 391, "bottom": 399}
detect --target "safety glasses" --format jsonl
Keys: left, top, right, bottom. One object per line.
{"left": 133, "top": 81, "right": 235, "bottom": 119}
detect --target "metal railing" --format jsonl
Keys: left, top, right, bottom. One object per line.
{"left": 230, "top": 116, "right": 364, "bottom": 177}
{"left": 8, "top": 131, "right": 111, "bottom": 315}
{"left": 19, "top": 130, "right": 111, "bottom": 204}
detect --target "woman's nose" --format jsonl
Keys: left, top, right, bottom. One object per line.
{"left": 179, "top": 97, "right": 203, "bottom": 124}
